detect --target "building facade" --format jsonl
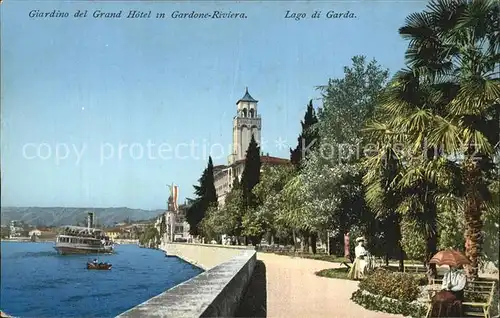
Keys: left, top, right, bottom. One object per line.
{"left": 214, "top": 88, "right": 290, "bottom": 206}
{"left": 9, "top": 220, "right": 26, "bottom": 238}
{"left": 156, "top": 196, "right": 190, "bottom": 243}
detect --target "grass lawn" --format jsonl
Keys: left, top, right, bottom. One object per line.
{"left": 315, "top": 267, "right": 350, "bottom": 279}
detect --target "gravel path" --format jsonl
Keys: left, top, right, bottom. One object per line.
{"left": 257, "top": 252, "right": 404, "bottom": 318}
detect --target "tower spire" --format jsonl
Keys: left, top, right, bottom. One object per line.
{"left": 236, "top": 87, "right": 258, "bottom": 104}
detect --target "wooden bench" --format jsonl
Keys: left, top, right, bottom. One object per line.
{"left": 425, "top": 278, "right": 497, "bottom": 318}
{"left": 404, "top": 265, "right": 427, "bottom": 273}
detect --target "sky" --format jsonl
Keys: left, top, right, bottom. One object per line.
{"left": 1, "top": 0, "right": 429, "bottom": 210}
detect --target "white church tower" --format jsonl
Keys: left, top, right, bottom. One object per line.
{"left": 230, "top": 87, "right": 262, "bottom": 164}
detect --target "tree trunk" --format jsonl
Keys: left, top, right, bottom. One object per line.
{"left": 326, "top": 231, "right": 330, "bottom": 255}
{"left": 328, "top": 236, "right": 336, "bottom": 255}
{"left": 398, "top": 245, "right": 405, "bottom": 272}
{"left": 309, "top": 232, "right": 317, "bottom": 254}
{"left": 425, "top": 211, "right": 438, "bottom": 278}
{"left": 292, "top": 229, "right": 297, "bottom": 252}
{"left": 395, "top": 213, "right": 404, "bottom": 272}
{"left": 298, "top": 230, "right": 305, "bottom": 252}
{"left": 463, "top": 161, "right": 483, "bottom": 280}
{"left": 385, "top": 254, "right": 389, "bottom": 267}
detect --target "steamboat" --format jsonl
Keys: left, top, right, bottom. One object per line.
{"left": 54, "top": 212, "right": 114, "bottom": 255}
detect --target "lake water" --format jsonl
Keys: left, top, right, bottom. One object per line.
{"left": 0, "top": 241, "right": 203, "bottom": 317}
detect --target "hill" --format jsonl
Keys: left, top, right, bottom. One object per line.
{"left": 0, "top": 206, "right": 164, "bottom": 227}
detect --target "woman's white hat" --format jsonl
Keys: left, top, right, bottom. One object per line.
{"left": 356, "top": 237, "right": 365, "bottom": 242}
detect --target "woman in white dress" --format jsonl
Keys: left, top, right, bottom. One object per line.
{"left": 348, "top": 237, "right": 368, "bottom": 280}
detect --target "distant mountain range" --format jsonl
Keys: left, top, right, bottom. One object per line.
{"left": 0, "top": 207, "right": 164, "bottom": 227}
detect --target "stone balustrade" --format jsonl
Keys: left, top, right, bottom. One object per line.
{"left": 116, "top": 243, "right": 256, "bottom": 318}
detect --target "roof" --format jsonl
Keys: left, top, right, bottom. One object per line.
{"left": 233, "top": 155, "right": 290, "bottom": 166}
{"left": 236, "top": 87, "right": 258, "bottom": 104}
{"left": 105, "top": 227, "right": 125, "bottom": 233}
{"left": 261, "top": 155, "right": 290, "bottom": 165}
{"left": 60, "top": 225, "right": 93, "bottom": 230}
{"left": 59, "top": 225, "right": 104, "bottom": 234}
{"left": 123, "top": 223, "right": 150, "bottom": 229}
{"left": 213, "top": 164, "right": 228, "bottom": 172}
{"left": 37, "top": 227, "right": 53, "bottom": 231}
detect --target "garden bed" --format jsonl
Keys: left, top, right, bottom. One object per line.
{"left": 351, "top": 289, "right": 427, "bottom": 317}
{"left": 350, "top": 269, "right": 428, "bottom": 317}
{"left": 351, "top": 269, "right": 499, "bottom": 318}
{"left": 315, "top": 267, "right": 350, "bottom": 279}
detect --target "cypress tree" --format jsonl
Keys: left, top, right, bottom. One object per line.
{"left": 290, "top": 100, "right": 319, "bottom": 169}
{"left": 289, "top": 100, "right": 319, "bottom": 252}
{"left": 205, "top": 156, "right": 218, "bottom": 205}
{"left": 186, "top": 156, "right": 218, "bottom": 236}
{"left": 240, "top": 134, "right": 261, "bottom": 208}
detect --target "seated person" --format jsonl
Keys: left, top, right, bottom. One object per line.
{"left": 430, "top": 265, "right": 467, "bottom": 317}
{"left": 92, "top": 259, "right": 98, "bottom": 265}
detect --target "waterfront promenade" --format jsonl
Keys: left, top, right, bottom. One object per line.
{"left": 255, "top": 252, "right": 403, "bottom": 318}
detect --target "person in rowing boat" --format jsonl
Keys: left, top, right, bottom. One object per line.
{"left": 92, "top": 259, "right": 98, "bottom": 265}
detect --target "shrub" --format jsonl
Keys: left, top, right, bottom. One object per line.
{"left": 351, "top": 289, "right": 427, "bottom": 318}
{"left": 359, "top": 269, "right": 421, "bottom": 302}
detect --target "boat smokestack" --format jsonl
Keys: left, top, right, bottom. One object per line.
{"left": 87, "top": 212, "right": 94, "bottom": 229}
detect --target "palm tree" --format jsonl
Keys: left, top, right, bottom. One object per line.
{"left": 379, "top": 0, "right": 499, "bottom": 279}
{"left": 363, "top": 146, "right": 406, "bottom": 271}
{"left": 363, "top": 69, "right": 456, "bottom": 276}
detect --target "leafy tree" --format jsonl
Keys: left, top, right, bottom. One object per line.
{"left": 316, "top": 55, "right": 389, "bottom": 147}
{"left": 241, "top": 207, "right": 267, "bottom": 246}
{"left": 302, "top": 157, "right": 376, "bottom": 255}
{"left": 139, "top": 225, "right": 159, "bottom": 247}
{"left": 298, "top": 56, "right": 389, "bottom": 254}
{"left": 0, "top": 226, "right": 10, "bottom": 238}
{"left": 438, "top": 201, "right": 466, "bottom": 251}
{"left": 252, "top": 165, "right": 295, "bottom": 244}
{"left": 159, "top": 213, "right": 166, "bottom": 239}
{"left": 290, "top": 100, "right": 319, "bottom": 169}
{"left": 400, "top": 216, "right": 427, "bottom": 262}
{"left": 275, "top": 173, "right": 313, "bottom": 251}
{"left": 240, "top": 134, "right": 261, "bottom": 208}
{"left": 186, "top": 156, "right": 218, "bottom": 236}
{"left": 198, "top": 203, "right": 220, "bottom": 242}
{"left": 220, "top": 187, "right": 245, "bottom": 239}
